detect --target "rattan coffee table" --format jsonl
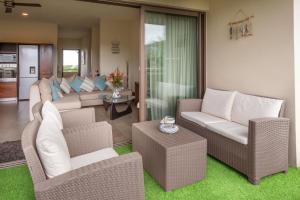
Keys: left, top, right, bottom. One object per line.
{"left": 132, "top": 120, "right": 207, "bottom": 191}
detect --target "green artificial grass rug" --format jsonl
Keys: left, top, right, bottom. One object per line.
{"left": 1, "top": 145, "right": 300, "bottom": 200}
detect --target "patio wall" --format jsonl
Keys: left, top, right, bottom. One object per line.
{"left": 207, "top": 0, "right": 298, "bottom": 166}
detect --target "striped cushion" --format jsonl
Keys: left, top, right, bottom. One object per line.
{"left": 80, "top": 77, "right": 95, "bottom": 92}
{"left": 60, "top": 78, "right": 71, "bottom": 94}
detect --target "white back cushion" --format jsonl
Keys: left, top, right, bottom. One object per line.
{"left": 231, "top": 92, "right": 283, "bottom": 126}
{"left": 60, "top": 78, "right": 71, "bottom": 94}
{"left": 36, "top": 116, "right": 71, "bottom": 178}
{"left": 39, "top": 78, "right": 52, "bottom": 103}
{"left": 42, "top": 101, "right": 63, "bottom": 130}
{"left": 201, "top": 88, "right": 237, "bottom": 120}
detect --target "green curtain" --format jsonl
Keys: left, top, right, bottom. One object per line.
{"left": 145, "top": 12, "right": 198, "bottom": 120}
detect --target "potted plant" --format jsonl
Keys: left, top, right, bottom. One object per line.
{"left": 107, "top": 67, "right": 124, "bottom": 98}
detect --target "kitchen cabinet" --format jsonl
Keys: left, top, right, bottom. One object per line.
{"left": 0, "top": 82, "right": 17, "bottom": 98}
{"left": 0, "top": 43, "right": 17, "bottom": 54}
{"left": 0, "top": 43, "right": 54, "bottom": 100}
{"left": 39, "top": 44, "right": 54, "bottom": 79}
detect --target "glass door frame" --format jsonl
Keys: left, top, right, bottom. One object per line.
{"left": 139, "top": 6, "right": 206, "bottom": 121}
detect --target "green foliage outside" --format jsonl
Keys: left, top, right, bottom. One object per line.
{"left": 63, "top": 65, "right": 78, "bottom": 73}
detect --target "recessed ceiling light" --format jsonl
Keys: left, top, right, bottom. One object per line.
{"left": 21, "top": 12, "right": 29, "bottom": 16}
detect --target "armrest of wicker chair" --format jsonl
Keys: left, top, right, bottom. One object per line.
{"left": 176, "top": 99, "right": 202, "bottom": 121}
{"left": 247, "top": 117, "right": 290, "bottom": 184}
{"left": 34, "top": 152, "right": 145, "bottom": 200}
{"left": 60, "top": 107, "right": 96, "bottom": 128}
{"left": 63, "top": 121, "right": 113, "bottom": 157}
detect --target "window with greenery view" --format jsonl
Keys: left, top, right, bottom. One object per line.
{"left": 63, "top": 50, "right": 80, "bottom": 74}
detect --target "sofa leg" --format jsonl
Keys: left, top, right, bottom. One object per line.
{"left": 283, "top": 169, "right": 288, "bottom": 174}
{"left": 248, "top": 177, "right": 260, "bottom": 185}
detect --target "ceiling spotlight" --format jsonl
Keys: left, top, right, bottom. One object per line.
{"left": 21, "top": 12, "right": 29, "bottom": 16}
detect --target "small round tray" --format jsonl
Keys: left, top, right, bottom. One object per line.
{"left": 159, "top": 124, "right": 179, "bottom": 134}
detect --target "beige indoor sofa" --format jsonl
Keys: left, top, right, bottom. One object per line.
{"left": 176, "top": 88, "right": 290, "bottom": 184}
{"left": 29, "top": 79, "right": 131, "bottom": 121}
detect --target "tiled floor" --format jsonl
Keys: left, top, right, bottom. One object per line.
{"left": 0, "top": 101, "right": 29, "bottom": 143}
{"left": 95, "top": 104, "right": 138, "bottom": 145}
{"left": 0, "top": 101, "right": 138, "bottom": 144}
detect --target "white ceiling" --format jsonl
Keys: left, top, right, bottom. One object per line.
{"left": 0, "top": 0, "right": 139, "bottom": 29}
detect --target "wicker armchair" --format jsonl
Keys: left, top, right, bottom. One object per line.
{"left": 176, "top": 98, "right": 289, "bottom": 184}
{"left": 22, "top": 103, "right": 145, "bottom": 200}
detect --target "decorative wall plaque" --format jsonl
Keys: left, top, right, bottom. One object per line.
{"left": 228, "top": 9, "right": 254, "bottom": 40}
{"left": 111, "top": 41, "right": 120, "bottom": 54}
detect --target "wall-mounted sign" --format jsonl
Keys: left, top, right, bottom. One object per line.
{"left": 111, "top": 41, "right": 120, "bottom": 54}
{"left": 228, "top": 9, "right": 254, "bottom": 40}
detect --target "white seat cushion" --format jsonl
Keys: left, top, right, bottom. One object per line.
{"left": 42, "top": 101, "right": 63, "bottom": 130}
{"left": 231, "top": 92, "right": 284, "bottom": 126}
{"left": 181, "top": 112, "right": 226, "bottom": 127}
{"left": 206, "top": 121, "right": 248, "bottom": 145}
{"left": 36, "top": 116, "right": 71, "bottom": 178}
{"left": 71, "top": 148, "right": 118, "bottom": 170}
{"left": 79, "top": 91, "right": 101, "bottom": 101}
{"left": 53, "top": 94, "right": 81, "bottom": 111}
{"left": 201, "top": 88, "right": 236, "bottom": 120}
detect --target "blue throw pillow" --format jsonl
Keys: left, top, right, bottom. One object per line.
{"left": 53, "top": 79, "right": 60, "bottom": 89}
{"left": 50, "top": 80, "right": 61, "bottom": 101}
{"left": 94, "top": 75, "right": 107, "bottom": 91}
{"left": 70, "top": 76, "right": 83, "bottom": 93}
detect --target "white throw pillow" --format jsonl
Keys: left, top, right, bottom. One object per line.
{"left": 201, "top": 88, "right": 237, "bottom": 120}
{"left": 42, "top": 101, "right": 63, "bottom": 130}
{"left": 36, "top": 116, "right": 71, "bottom": 178}
{"left": 60, "top": 78, "right": 71, "bottom": 94}
{"left": 80, "top": 77, "right": 95, "bottom": 92}
{"left": 231, "top": 92, "right": 284, "bottom": 126}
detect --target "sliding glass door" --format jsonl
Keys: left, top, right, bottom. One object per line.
{"left": 141, "top": 10, "right": 199, "bottom": 120}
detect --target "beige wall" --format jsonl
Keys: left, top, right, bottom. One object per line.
{"left": 80, "top": 33, "right": 91, "bottom": 77}
{"left": 126, "top": 0, "right": 209, "bottom": 11}
{"left": 91, "top": 24, "right": 100, "bottom": 77}
{"left": 207, "top": 0, "right": 297, "bottom": 165}
{"left": 129, "top": 20, "right": 140, "bottom": 91}
{"left": 99, "top": 19, "right": 139, "bottom": 91}
{"left": 294, "top": 0, "right": 300, "bottom": 167}
{"left": 0, "top": 19, "right": 58, "bottom": 76}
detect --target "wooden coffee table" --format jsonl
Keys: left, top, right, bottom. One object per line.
{"left": 132, "top": 120, "right": 207, "bottom": 191}
{"left": 103, "top": 96, "right": 135, "bottom": 120}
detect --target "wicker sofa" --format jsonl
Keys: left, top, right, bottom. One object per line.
{"left": 176, "top": 89, "right": 290, "bottom": 184}
{"left": 22, "top": 103, "right": 145, "bottom": 200}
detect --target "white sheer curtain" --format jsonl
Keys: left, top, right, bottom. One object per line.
{"left": 145, "top": 12, "right": 198, "bottom": 120}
